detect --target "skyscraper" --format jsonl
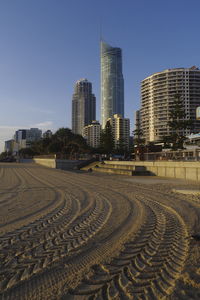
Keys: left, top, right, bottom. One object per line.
{"left": 101, "top": 41, "right": 124, "bottom": 128}
{"left": 72, "top": 79, "right": 96, "bottom": 135}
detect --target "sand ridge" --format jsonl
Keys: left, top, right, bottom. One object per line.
{"left": 0, "top": 163, "right": 199, "bottom": 299}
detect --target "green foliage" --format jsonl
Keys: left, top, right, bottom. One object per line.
{"left": 48, "top": 141, "right": 61, "bottom": 154}
{"left": 115, "top": 137, "right": 128, "bottom": 155}
{"left": 19, "top": 127, "right": 90, "bottom": 158}
{"left": 168, "top": 94, "right": 193, "bottom": 150}
{"left": 133, "top": 128, "right": 145, "bottom": 146}
{"left": 162, "top": 135, "right": 171, "bottom": 149}
{"left": 19, "top": 148, "right": 37, "bottom": 157}
{"left": 99, "top": 121, "right": 114, "bottom": 154}
{"left": 147, "top": 142, "right": 162, "bottom": 152}
{"left": 0, "top": 151, "right": 8, "bottom": 160}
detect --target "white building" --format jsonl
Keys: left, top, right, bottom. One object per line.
{"left": 141, "top": 66, "right": 200, "bottom": 143}
{"left": 83, "top": 121, "right": 101, "bottom": 148}
{"left": 107, "top": 114, "right": 130, "bottom": 150}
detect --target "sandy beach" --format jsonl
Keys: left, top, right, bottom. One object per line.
{"left": 0, "top": 163, "right": 200, "bottom": 299}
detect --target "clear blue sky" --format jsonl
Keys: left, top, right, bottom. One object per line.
{"left": 1, "top": 0, "right": 200, "bottom": 152}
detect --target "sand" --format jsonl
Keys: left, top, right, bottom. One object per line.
{"left": 0, "top": 163, "right": 199, "bottom": 299}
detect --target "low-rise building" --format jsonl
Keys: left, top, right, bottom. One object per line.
{"left": 5, "top": 139, "right": 19, "bottom": 154}
{"left": 5, "top": 139, "right": 15, "bottom": 152}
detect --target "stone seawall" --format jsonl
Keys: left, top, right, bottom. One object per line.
{"left": 33, "top": 158, "right": 56, "bottom": 168}
{"left": 105, "top": 161, "right": 200, "bottom": 181}
{"left": 20, "top": 158, "right": 84, "bottom": 170}
{"left": 56, "top": 160, "right": 81, "bottom": 170}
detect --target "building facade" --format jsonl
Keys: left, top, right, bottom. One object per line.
{"left": 83, "top": 121, "right": 101, "bottom": 148}
{"left": 72, "top": 79, "right": 96, "bottom": 135}
{"left": 13, "top": 128, "right": 42, "bottom": 152}
{"left": 5, "top": 139, "right": 15, "bottom": 152}
{"left": 101, "top": 41, "right": 124, "bottom": 128}
{"left": 5, "top": 139, "right": 19, "bottom": 154}
{"left": 141, "top": 66, "right": 200, "bottom": 143}
{"left": 14, "top": 129, "right": 28, "bottom": 143}
{"left": 107, "top": 114, "right": 130, "bottom": 150}
{"left": 26, "top": 128, "right": 42, "bottom": 142}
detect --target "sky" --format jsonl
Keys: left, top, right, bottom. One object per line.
{"left": 1, "top": 0, "right": 200, "bottom": 152}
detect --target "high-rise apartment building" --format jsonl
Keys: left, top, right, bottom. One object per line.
{"left": 141, "top": 66, "right": 200, "bottom": 142}
{"left": 83, "top": 121, "right": 101, "bottom": 148}
{"left": 101, "top": 41, "right": 124, "bottom": 128}
{"left": 107, "top": 114, "right": 130, "bottom": 150}
{"left": 72, "top": 79, "right": 96, "bottom": 135}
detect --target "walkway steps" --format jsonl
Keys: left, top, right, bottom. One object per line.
{"left": 82, "top": 162, "right": 153, "bottom": 176}
{"left": 93, "top": 167, "right": 133, "bottom": 176}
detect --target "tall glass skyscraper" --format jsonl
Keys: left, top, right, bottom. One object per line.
{"left": 101, "top": 41, "right": 124, "bottom": 128}
{"left": 72, "top": 79, "right": 96, "bottom": 135}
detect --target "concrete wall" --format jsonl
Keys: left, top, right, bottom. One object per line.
{"left": 19, "top": 159, "right": 34, "bottom": 163}
{"left": 20, "top": 158, "right": 83, "bottom": 170}
{"left": 56, "top": 160, "right": 81, "bottom": 170}
{"left": 33, "top": 158, "right": 56, "bottom": 168}
{"left": 105, "top": 161, "right": 200, "bottom": 181}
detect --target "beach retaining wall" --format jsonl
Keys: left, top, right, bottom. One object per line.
{"left": 20, "top": 158, "right": 84, "bottom": 170}
{"left": 33, "top": 158, "right": 56, "bottom": 168}
{"left": 105, "top": 161, "right": 200, "bottom": 181}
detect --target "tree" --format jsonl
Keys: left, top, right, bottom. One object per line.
{"left": 0, "top": 151, "right": 8, "bottom": 160}
{"left": 99, "top": 121, "right": 114, "bottom": 154}
{"left": 168, "top": 94, "right": 193, "bottom": 150}
{"left": 48, "top": 141, "right": 62, "bottom": 154}
{"left": 133, "top": 128, "right": 145, "bottom": 146}
{"left": 161, "top": 135, "right": 171, "bottom": 149}
{"left": 53, "top": 128, "right": 73, "bottom": 144}
{"left": 115, "top": 137, "right": 129, "bottom": 155}
{"left": 18, "top": 127, "right": 91, "bottom": 158}
{"left": 18, "top": 148, "right": 37, "bottom": 157}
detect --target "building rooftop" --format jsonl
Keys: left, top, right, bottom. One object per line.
{"left": 142, "top": 66, "right": 200, "bottom": 82}
{"left": 76, "top": 78, "right": 88, "bottom": 83}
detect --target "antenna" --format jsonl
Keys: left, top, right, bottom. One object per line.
{"left": 99, "top": 17, "right": 103, "bottom": 42}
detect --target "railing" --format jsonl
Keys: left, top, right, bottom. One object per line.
{"left": 33, "top": 154, "right": 56, "bottom": 159}
{"left": 143, "top": 149, "right": 200, "bottom": 161}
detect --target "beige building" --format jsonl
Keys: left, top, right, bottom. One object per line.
{"left": 141, "top": 66, "right": 200, "bottom": 143}
{"left": 83, "top": 121, "right": 101, "bottom": 148}
{"left": 107, "top": 114, "right": 130, "bottom": 149}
